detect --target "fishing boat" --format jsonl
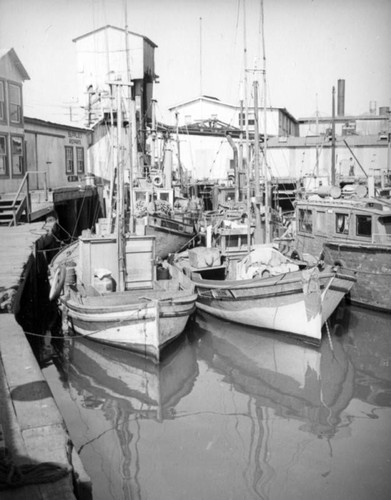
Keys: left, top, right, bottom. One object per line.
{"left": 295, "top": 191, "right": 391, "bottom": 313}
{"left": 169, "top": 244, "right": 356, "bottom": 346}
{"left": 49, "top": 82, "right": 197, "bottom": 362}
{"left": 294, "top": 87, "right": 391, "bottom": 313}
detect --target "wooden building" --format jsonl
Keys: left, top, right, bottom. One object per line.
{"left": 0, "top": 48, "right": 30, "bottom": 193}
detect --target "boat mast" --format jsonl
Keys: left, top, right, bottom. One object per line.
{"left": 124, "top": 0, "right": 135, "bottom": 233}
{"left": 253, "top": 79, "right": 262, "bottom": 244}
{"left": 115, "top": 83, "right": 126, "bottom": 292}
{"left": 243, "top": 0, "right": 252, "bottom": 253}
{"left": 331, "top": 86, "right": 336, "bottom": 186}
{"left": 260, "top": 0, "right": 270, "bottom": 243}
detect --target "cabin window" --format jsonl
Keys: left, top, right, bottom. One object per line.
{"left": 356, "top": 215, "right": 372, "bottom": 237}
{"left": 0, "top": 135, "right": 8, "bottom": 176}
{"left": 0, "top": 81, "right": 6, "bottom": 124}
{"left": 76, "top": 147, "right": 85, "bottom": 174}
{"left": 65, "top": 146, "right": 74, "bottom": 174}
{"left": 378, "top": 216, "right": 391, "bottom": 240}
{"left": 298, "top": 209, "right": 313, "bottom": 233}
{"left": 8, "top": 83, "right": 22, "bottom": 125}
{"left": 159, "top": 192, "right": 169, "bottom": 202}
{"left": 11, "top": 135, "right": 24, "bottom": 176}
{"left": 335, "top": 213, "right": 349, "bottom": 235}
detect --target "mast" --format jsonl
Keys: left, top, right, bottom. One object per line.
{"left": 124, "top": 0, "right": 135, "bottom": 233}
{"left": 260, "top": 0, "right": 270, "bottom": 243}
{"left": 175, "top": 111, "right": 182, "bottom": 187}
{"left": 115, "top": 83, "right": 126, "bottom": 292}
{"left": 243, "top": 0, "right": 252, "bottom": 253}
{"left": 331, "top": 85, "right": 336, "bottom": 186}
{"left": 253, "top": 79, "right": 262, "bottom": 244}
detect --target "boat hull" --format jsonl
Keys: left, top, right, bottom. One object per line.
{"left": 172, "top": 257, "right": 355, "bottom": 345}
{"left": 145, "top": 215, "right": 196, "bottom": 258}
{"left": 62, "top": 292, "right": 197, "bottom": 361}
{"left": 325, "top": 242, "right": 391, "bottom": 312}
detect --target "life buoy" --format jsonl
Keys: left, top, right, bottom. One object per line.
{"left": 49, "top": 266, "right": 66, "bottom": 301}
{"left": 153, "top": 174, "right": 163, "bottom": 187}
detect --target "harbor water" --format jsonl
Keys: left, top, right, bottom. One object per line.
{"left": 41, "top": 304, "right": 391, "bottom": 500}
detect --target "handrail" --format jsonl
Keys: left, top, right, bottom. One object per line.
{"left": 9, "top": 170, "right": 49, "bottom": 225}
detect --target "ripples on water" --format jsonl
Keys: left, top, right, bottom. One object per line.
{"left": 42, "top": 304, "right": 391, "bottom": 500}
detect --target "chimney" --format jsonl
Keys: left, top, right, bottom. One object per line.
{"left": 369, "top": 101, "right": 377, "bottom": 115}
{"left": 337, "top": 79, "right": 345, "bottom": 116}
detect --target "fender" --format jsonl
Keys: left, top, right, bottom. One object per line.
{"left": 49, "top": 266, "right": 66, "bottom": 301}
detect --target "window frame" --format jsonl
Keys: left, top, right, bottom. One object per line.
{"left": 8, "top": 82, "right": 22, "bottom": 126}
{"left": 298, "top": 208, "right": 313, "bottom": 233}
{"left": 356, "top": 214, "right": 372, "bottom": 238}
{"left": 335, "top": 212, "right": 350, "bottom": 235}
{"left": 10, "top": 134, "right": 24, "bottom": 177}
{"left": 65, "top": 146, "right": 74, "bottom": 174}
{"left": 76, "top": 146, "right": 85, "bottom": 174}
{"left": 0, "top": 134, "right": 9, "bottom": 177}
{"left": 0, "top": 79, "right": 6, "bottom": 124}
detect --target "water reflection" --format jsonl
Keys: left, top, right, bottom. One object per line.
{"left": 44, "top": 304, "right": 391, "bottom": 500}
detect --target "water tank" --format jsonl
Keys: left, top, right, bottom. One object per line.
{"left": 379, "top": 106, "right": 390, "bottom": 116}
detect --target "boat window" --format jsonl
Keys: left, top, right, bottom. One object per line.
{"left": 335, "top": 213, "right": 349, "bottom": 235}
{"left": 378, "top": 216, "right": 391, "bottom": 235}
{"left": 356, "top": 215, "right": 372, "bottom": 237}
{"left": 298, "top": 209, "right": 312, "bottom": 233}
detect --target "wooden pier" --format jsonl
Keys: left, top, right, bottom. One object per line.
{"left": 0, "top": 223, "right": 91, "bottom": 499}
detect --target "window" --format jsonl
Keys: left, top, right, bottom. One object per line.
{"left": 298, "top": 209, "right": 313, "bottom": 233}
{"left": 335, "top": 213, "right": 349, "bottom": 235}
{"left": 65, "top": 146, "right": 74, "bottom": 174}
{"left": 76, "top": 147, "right": 85, "bottom": 174}
{"left": 0, "top": 135, "right": 8, "bottom": 176}
{"left": 11, "top": 136, "right": 24, "bottom": 176}
{"left": 8, "top": 83, "right": 22, "bottom": 125}
{"left": 356, "top": 215, "right": 371, "bottom": 237}
{"left": 0, "top": 81, "right": 6, "bottom": 124}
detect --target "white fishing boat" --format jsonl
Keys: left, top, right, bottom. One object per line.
{"left": 49, "top": 81, "right": 196, "bottom": 362}
{"left": 170, "top": 245, "right": 356, "bottom": 346}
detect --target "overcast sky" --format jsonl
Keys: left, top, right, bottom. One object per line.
{"left": 1, "top": 0, "right": 390, "bottom": 126}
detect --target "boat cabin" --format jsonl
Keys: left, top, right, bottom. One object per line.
{"left": 295, "top": 197, "right": 391, "bottom": 256}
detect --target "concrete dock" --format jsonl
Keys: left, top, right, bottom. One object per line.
{"left": 0, "top": 223, "right": 91, "bottom": 499}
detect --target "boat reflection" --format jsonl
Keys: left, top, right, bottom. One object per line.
{"left": 57, "top": 333, "right": 199, "bottom": 499}
{"left": 190, "top": 303, "right": 390, "bottom": 439}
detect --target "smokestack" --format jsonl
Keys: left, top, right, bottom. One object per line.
{"left": 337, "top": 79, "right": 345, "bottom": 116}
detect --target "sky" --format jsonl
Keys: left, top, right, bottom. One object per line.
{"left": 1, "top": 0, "right": 390, "bottom": 126}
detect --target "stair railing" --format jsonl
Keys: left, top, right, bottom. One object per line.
{"left": 9, "top": 171, "right": 48, "bottom": 225}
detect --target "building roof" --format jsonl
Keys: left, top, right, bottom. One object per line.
{"left": 25, "top": 116, "right": 91, "bottom": 133}
{"left": 72, "top": 25, "right": 157, "bottom": 48}
{"left": 267, "top": 133, "right": 389, "bottom": 148}
{"left": 0, "top": 48, "right": 30, "bottom": 80}
{"left": 169, "top": 95, "right": 298, "bottom": 122}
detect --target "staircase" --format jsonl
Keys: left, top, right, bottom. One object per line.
{"left": 0, "top": 193, "right": 28, "bottom": 226}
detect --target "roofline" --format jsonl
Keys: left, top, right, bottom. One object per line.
{"left": 0, "top": 48, "right": 30, "bottom": 80}
{"left": 72, "top": 25, "right": 158, "bottom": 48}
{"left": 24, "top": 116, "right": 91, "bottom": 132}
{"left": 168, "top": 96, "right": 297, "bottom": 121}
{"left": 298, "top": 114, "right": 390, "bottom": 123}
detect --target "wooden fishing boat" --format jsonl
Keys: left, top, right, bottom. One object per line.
{"left": 133, "top": 184, "right": 198, "bottom": 259}
{"left": 49, "top": 234, "right": 197, "bottom": 361}
{"left": 295, "top": 182, "right": 391, "bottom": 313}
{"left": 170, "top": 245, "right": 356, "bottom": 346}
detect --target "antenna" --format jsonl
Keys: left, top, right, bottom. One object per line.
{"left": 199, "top": 17, "right": 203, "bottom": 96}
